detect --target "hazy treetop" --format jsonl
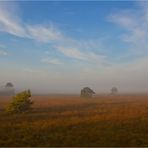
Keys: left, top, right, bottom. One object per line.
{"left": 5, "top": 82, "right": 14, "bottom": 88}
{"left": 82, "top": 87, "right": 95, "bottom": 94}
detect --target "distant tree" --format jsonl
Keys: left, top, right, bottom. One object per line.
{"left": 5, "top": 82, "right": 13, "bottom": 88}
{"left": 80, "top": 87, "right": 95, "bottom": 98}
{"left": 5, "top": 82, "right": 15, "bottom": 95}
{"left": 111, "top": 87, "right": 118, "bottom": 95}
{"left": 0, "top": 82, "right": 15, "bottom": 96}
{"left": 6, "top": 89, "right": 33, "bottom": 113}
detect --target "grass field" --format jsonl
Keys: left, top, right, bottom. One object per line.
{"left": 1, "top": 95, "right": 148, "bottom": 147}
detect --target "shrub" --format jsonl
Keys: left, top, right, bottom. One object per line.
{"left": 6, "top": 90, "right": 33, "bottom": 113}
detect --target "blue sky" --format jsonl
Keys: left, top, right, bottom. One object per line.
{"left": 0, "top": 1, "right": 148, "bottom": 94}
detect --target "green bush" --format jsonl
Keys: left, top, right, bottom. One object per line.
{"left": 6, "top": 90, "right": 33, "bottom": 113}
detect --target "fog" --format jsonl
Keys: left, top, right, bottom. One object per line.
{"left": 1, "top": 57, "right": 148, "bottom": 95}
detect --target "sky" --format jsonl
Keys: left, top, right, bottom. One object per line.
{"left": 0, "top": 1, "right": 148, "bottom": 94}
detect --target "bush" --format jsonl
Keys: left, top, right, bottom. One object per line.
{"left": 6, "top": 90, "right": 33, "bottom": 113}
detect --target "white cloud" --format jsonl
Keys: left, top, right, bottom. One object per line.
{"left": 108, "top": 11, "right": 136, "bottom": 30}
{"left": 26, "top": 24, "right": 63, "bottom": 43}
{"left": 0, "top": 2, "right": 63, "bottom": 42}
{"left": 56, "top": 46, "right": 88, "bottom": 61}
{"left": 108, "top": 2, "right": 148, "bottom": 54}
{"left": 0, "top": 2, "right": 27, "bottom": 37}
{"left": 0, "top": 2, "right": 106, "bottom": 64}
{"left": 0, "top": 50, "right": 8, "bottom": 56}
{"left": 41, "top": 57, "right": 63, "bottom": 65}
{"left": 55, "top": 44, "right": 107, "bottom": 64}
{"left": 54, "top": 37, "right": 107, "bottom": 63}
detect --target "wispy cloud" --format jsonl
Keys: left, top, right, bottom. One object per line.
{"left": 0, "top": 2, "right": 106, "bottom": 64}
{"left": 0, "top": 50, "right": 8, "bottom": 56}
{"left": 40, "top": 57, "right": 63, "bottom": 65}
{"left": 26, "top": 24, "right": 63, "bottom": 43}
{"left": 56, "top": 45, "right": 106, "bottom": 63}
{"left": 0, "top": 2, "right": 26, "bottom": 37}
{"left": 0, "top": 3, "right": 62, "bottom": 42}
{"left": 108, "top": 1, "right": 148, "bottom": 54}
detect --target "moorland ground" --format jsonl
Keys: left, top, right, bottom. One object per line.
{"left": 1, "top": 95, "right": 148, "bottom": 147}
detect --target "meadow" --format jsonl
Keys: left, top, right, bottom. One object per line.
{"left": 1, "top": 95, "right": 148, "bottom": 147}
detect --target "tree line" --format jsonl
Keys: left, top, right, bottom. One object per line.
{"left": 2, "top": 82, "right": 118, "bottom": 114}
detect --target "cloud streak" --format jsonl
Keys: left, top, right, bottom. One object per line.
{"left": 26, "top": 24, "right": 63, "bottom": 43}
{"left": 0, "top": 50, "right": 8, "bottom": 56}
{"left": 0, "top": 2, "right": 27, "bottom": 37}
{"left": 40, "top": 57, "right": 63, "bottom": 65}
{"left": 0, "top": 3, "right": 61, "bottom": 42}
{"left": 56, "top": 45, "right": 106, "bottom": 63}
{"left": 108, "top": 1, "right": 148, "bottom": 55}
{"left": 0, "top": 2, "right": 106, "bottom": 64}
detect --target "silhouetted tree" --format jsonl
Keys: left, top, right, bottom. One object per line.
{"left": 0, "top": 82, "right": 15, "bottom": 96}
{"left": 80, "top": 87, "right": 95, "bottom": 98}
{"left": 6, "top": 90, "right": 33, "bottom": 113}
{"left": 111, "top": 87, "right": 118, "bottom": 95}
{"left": 5, "top": 82, "right": 13, "bottom": 88}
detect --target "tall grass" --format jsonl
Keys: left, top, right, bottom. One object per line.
{"left": 0, "top": 95, "right": 148, "bottom": 146}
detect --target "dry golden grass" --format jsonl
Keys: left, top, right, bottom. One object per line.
{"left": 1, "top": 95, "right": 148, "bottom": 146}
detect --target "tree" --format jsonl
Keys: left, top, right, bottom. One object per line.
{"left": 80, "top": 87, "right": 95, "bottom": 98}
{"left": 6, "top": 90, "right": 33, "bottom": 113}
{"left": 5, "top": 82, "right": 14, "bottom": 88}
{"left": 111, "top": 87, "right": 118, "bottom": 95}
{"left": 0, "top": 82, "right": 15, "bottom": 96}
{"left": 5, "top": 82, "right": 15, "bottom": 95}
